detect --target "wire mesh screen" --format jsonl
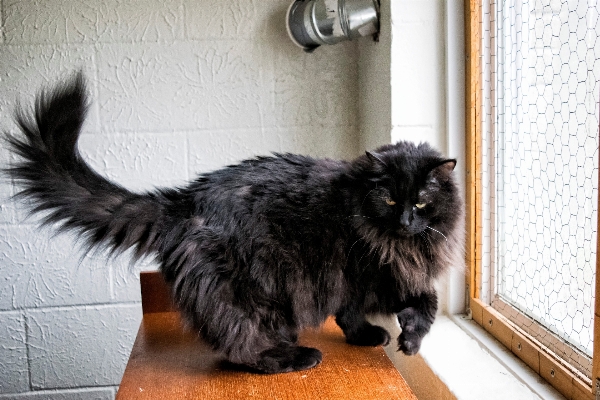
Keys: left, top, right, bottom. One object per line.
{"left": 481, "top": 0, "right": 599, "bottom": 378}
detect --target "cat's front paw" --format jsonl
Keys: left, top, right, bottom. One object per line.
{"left": 397, "top": 307, "right": 430, "bottom": 356}
{"left": 397, "top": 329, "right": 423, "bottom": 355}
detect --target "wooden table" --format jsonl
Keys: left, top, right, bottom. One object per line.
{"left": 116, "top": 272, "right": 417, "bottom": 400}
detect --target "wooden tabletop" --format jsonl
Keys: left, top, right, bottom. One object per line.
{"left": 116, "top": 272, "right": 417, "bottom": 400}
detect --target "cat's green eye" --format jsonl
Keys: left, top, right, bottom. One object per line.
{"left": 385, "top": 198, "right": 396, "bottom": 206}
{"left": 415, "top": 203, "right": 426, "bottom": 209}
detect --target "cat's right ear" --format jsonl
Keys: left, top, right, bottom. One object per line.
{"left": 365, "top": 151, "right": 387, "bottom": 167}
{"left": 427, "top": 159, "right": 457, "bottom": 184}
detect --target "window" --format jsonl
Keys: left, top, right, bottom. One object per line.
{"left": 466, "top": 1, "right": 600, "bottom": 398}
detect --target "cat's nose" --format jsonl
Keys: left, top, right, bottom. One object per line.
{"left": 400, "top": 210, "right": 411, "bottom": 227}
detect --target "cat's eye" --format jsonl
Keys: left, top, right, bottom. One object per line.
{"left": 415, "top": 203, "right": 426, "bottom": 209}
{"left": 385, "top": 198, "right": 396, "bottom": 206}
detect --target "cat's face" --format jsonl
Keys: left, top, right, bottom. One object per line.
{"left": 353, "top": 142, "right": 458, "bottom": 239}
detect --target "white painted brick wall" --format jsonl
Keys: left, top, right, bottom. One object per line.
{"left": 27, "top": 305, "right": 140, "bottom": 389}
{"left": 0, "top": 0, "right": 359, "bottom": 398}
{"left": 0, "top": 312, "right": 27, "bottom": 393}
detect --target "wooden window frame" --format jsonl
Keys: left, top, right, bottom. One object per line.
{"left": 464, "top": 1, "right": 600, "bottom": 399}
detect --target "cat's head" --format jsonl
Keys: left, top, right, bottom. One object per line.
{"left": 350, "top": 141, "right": 461, "bottom": 240}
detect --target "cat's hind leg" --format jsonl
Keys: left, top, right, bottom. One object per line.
{"left": 237, "top": 324, "right": 323, "bottom": 373}
{"left": 178, "top": 284, "right": 323, "bottom": 373}
{"left": 177, "top": 283, "right": 322, "bottom": 373}
{"left": 171, "top": 267, "right": 322, "bottom": 372}
{"left": 166, "top": 229, "right": 323, "bottom": 374}
{"left": 252, "top": 344, "right": 322, "bottom": 374}
{"left": 335, "top": 305, "right": 391, "bottom": 347}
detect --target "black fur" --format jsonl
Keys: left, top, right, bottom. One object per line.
{"left": 4, "top": 73, "right": 464, "bottom": 373}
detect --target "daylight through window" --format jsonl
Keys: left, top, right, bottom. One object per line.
{"left": 479, "top": 0, "right": 599, "bottom": 380}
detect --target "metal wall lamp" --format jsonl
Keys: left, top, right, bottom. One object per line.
{"left": 286, "top": 0, "right": 380, "bottom": 52}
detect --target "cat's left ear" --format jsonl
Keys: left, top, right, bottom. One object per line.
{"left": 365, "top": 151, "right": 387, "bottom": 167}
{"left": 428, "top": 159, "right": 456, "bottom": 184}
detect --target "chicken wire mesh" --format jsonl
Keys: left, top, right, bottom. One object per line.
{"left": 480, "top": 0, "right": 599, "bottom": 378}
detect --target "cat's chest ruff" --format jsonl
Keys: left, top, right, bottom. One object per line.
{"left": 357, "top": 228, "right": 446, "bottom": 289}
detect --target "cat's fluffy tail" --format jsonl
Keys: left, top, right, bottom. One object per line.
{"left": 4, "top": 72, "right": 167, "bottom": 260}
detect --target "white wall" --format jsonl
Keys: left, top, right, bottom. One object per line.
{"left": 359, "top": 0, "right": 450, "bottom": 152}
{"left": 359, "top": 0, "right": 453, "bottom": 168}
{"left": 357, "top": 0, "right": 391, "bottom": 151}
{"left": 0, "top": 1, "right": 360, "bottom": 398}
{"left": 391, "top": 1, "right": 447, "bottom": 152}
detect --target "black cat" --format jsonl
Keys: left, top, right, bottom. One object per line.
{"left": 5, "top": 73, "right": 463, "bottom": 374}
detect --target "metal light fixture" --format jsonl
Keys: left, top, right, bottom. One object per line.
{"left": 286, "top": 0, "right": 380, "bottom": 52}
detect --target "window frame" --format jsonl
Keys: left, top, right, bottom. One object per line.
{"left": 464, "top": 1, "right": 600, "bottom": 399}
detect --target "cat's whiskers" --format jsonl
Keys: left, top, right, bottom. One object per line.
{"left": 349, "top": 214, "right": 373, "bottom": 219}
{"left": 349, "top": 189, "right": 378, "bottom": 222}
{"left": 375, "top": 243, "right": 386, "bottom": 269}
{"left": 359, "top": 188, "right": 377, "bottom": 213}
{"left": 419, "top": 232, "right": 432, "bottom": 254}
{"left": 356, "top": 247, "right": 370, "bottom": 268}
{"left": 346, "top": 238, "right": 361, "bottom": 260}
{"left": 425, "top": 226, "right": 447, "bottom": 242}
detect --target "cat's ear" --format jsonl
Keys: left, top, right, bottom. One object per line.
{"left": 428, "top": 159, "right": 456, "bottom": 184}
{"left": 365, "top": 151, "right": 387, "bottom": 167}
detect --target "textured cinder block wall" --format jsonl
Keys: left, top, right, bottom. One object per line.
{"left": 0, "top": 1, "right": 359, "bottom": 398}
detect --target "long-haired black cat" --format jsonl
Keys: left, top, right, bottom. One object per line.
{"left": 5, "top": 73, "right": 463, "bottom": 374}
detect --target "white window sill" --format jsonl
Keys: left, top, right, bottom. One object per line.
{"left": 368, "top": 314, "right": 566, "bottom": 400}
